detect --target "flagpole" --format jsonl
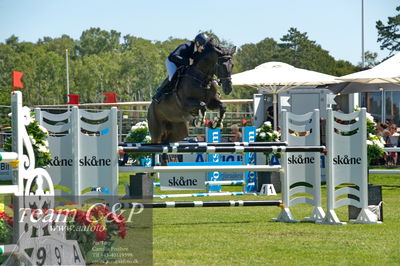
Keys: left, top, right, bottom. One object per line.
{"left": 66, "top": 49, "right": 70, "bottom": 103}
{"left": 361, "top": 0, "right": 365, "bottom": 67}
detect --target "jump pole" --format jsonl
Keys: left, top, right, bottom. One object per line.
{"left": 118, "top": 200, "right": 283, "bottom": 208}
{"left": 120, "top": 141, "right": 288, "bottom": 147}
{"left": 119, "top": 145, "right": 326, "bottom": 154}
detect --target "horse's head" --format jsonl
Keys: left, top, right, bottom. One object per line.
{"left": 192, "top": 41, "right": 236, "bottom": 95}
{"left": 215, "top": 46, "right": 236, "bottom": 95}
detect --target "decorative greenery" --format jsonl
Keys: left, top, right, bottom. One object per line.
{"left": 57, "top": 204, "right": 127, "bottom": 258}
{"left": 0, "top": 204, "right": 13, "bottom": 244}
{"left": 125, "top": 121, "right": 151, "bottom": 165}
{"left": 365, "top": 112, "right": 385, "bottom": 165}
{"left": 3, "top": 107, "right": 51, "bottom": 168}
{"left": 255, "top": 121, "right": 280, "bottom": 163}
{"left": 0, "top": 203, "right": 127, "bottom": 260}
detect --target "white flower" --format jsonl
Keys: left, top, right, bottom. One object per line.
{"left": 145, "top": 135, "right": 152, "bottom": 142}
{"left": 38, "top": 144, "right": 49, "bottom": 153}
{"left": 43, "top": 140, "right": 49, "bottom": 147}
{"left": 38, "top": 125, "right": 48, "bottom": 134}
{"left": 131, "top": 125, "right": 138, "bottom": 131}
{"left": 256, "top": 128, "right": 261, "bottom": 133}
{"left": 366, "top": 112, "right": 375, "bottom": 122}
{"left": 366, "top": 140, "right": 373, "bottom": 145}
{"left": 29, "top": 136, "right": 36, "bottom": 145}
{"left": 263, "top": 121, "right": 272, "bottom": 127}
{"left": 259, "top": 132, "right": 266, "bottom": 138}
{"left": 267, "top": 132, "right": 272, "bottom": 137}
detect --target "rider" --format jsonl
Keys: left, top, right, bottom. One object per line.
{"left": 152, "top": 33, "right": 210, "bottom": 103}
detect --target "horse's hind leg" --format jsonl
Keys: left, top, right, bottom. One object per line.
{"left": 207, "top": 100, "right": 226, "bottom": 129}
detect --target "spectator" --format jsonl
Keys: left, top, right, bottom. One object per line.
{"left": 384, "top": 123, "right": 399, "bottom": 166}
{"left": 266, "top": 106, "right": 274, "bottom": 127}
{"left": 229, "top": 124, "right": 242, "bottom": 142}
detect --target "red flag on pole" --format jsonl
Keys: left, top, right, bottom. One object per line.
{"left": 12, "top": 71, "right": 24, "bottom": 88}
{"left": 67, "top": 94, "right": 80, "bottom": 105}
{"left": 104, "top": 92, "right": 117, "bottom": 103}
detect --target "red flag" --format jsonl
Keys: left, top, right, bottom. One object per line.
{"left": 67, "top": 94, "right": 80, "bottom": 105}
{"left": 12, "top": 71, "right": 24, "bottom": 88}
{"left": 104, "top": 92, "right": 117, "bottom": 103}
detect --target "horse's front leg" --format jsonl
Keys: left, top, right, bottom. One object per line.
{"left": 183, "top": 98, "right": 206, "bottom": 128}
{"left": 207, "top": 99, "right": 226, "bottom": 129}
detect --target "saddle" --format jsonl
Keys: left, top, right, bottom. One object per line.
{"left": 167, "top": 66, "right": 185, "bottom": 93}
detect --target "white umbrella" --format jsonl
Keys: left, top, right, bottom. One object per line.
{"left": 232, "top": 62, "right": 339, "bottom": 130}
{"left": 338, "top": 53, "right": 400, "bottom": 84}
{"left": 336, "top": 53, "right": 400, "bottom": 122}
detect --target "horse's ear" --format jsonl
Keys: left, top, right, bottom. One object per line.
{"left": 230, "top": 46, "right": 237, "bottom": 55}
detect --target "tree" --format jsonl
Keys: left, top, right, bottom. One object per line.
{"left": 37, "top": 35, "right": 77, "bottom": 58}
{"left": 359, "top": 51, "right": 379, "bottom": 68}
{"left": 376, "top": 5, "right": 400, "bottom": 53}
{"left": 278, "top": 27, "right": 336, "bottom": 74}
{"left": 234, "top": 38, "right": 281, "bottom": 72}
{"left": 77, "top": 28, "right": 121, "bottom": 56}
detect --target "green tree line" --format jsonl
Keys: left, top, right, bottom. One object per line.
{"left": 2, "top": 2, "right": 399, "bottom": 109}
{"left": 1, "top": 27, "right": 360, "bottom": 108}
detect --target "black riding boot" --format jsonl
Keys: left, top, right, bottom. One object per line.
{"left": 152, "top": 78, "right": 170, "bottom": 103}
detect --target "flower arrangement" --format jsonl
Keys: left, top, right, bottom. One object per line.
{"left": 0, "top": 202, "right": 127, "bottom": 260}
{"left": 0, "top": 204, "right": 13, "bottom": 244}
{"left": 256, "top": 121, "right": 280, "bottom": 163}
{"left": 125, "top": 121, "right": 151, "bottom": 165}
{"left": 3, "top": 107, "right": 51, "bottom": 168}
{"left": 365, "top": 112, "right": 385, "bottom": 165}
{"left": 57, "top": 203, "right": 127, "bottom": 257}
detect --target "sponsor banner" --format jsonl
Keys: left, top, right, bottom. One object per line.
{"left": 0, "top": 163, "right": 12, "bottom": 181}
{"left": 159, "top": 162, "right": 242, "bottom": 190}
{"left": 207, "top": 128, "right": 221, "bottom": 191}
{"left": 244, "top": 127, "right": 257, "bottom": 192}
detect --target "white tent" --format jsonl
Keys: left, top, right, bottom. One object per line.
{"left": 335, "top": 53, "right": 400, "bottom": 121}
{"left": 232, "top": 62, "right": 339, "bottom": 129}
{"left": 338, "top": 53, "right": 400, "bottom": 84}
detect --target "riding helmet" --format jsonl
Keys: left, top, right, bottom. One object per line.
{"left": 195, "top": 33, "right": 210, "bottom": 46}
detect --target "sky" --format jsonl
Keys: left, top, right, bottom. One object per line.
{"left": 0, "top": 0, "right": 398, "bottom": 65}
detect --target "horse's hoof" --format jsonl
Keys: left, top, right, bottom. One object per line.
{"left": 192, "top": 118, "right": 205, "bottom": 128}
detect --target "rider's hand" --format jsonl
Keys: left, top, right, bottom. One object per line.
{"left": 189, "top": 58, "right": 194, "bottom": 65}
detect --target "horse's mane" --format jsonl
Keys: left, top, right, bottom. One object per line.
{"left": 205, "top": 39, "right": 230, "bottom": 56}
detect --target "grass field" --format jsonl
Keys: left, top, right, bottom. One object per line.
{"left": 117, "top": 173, "right": 400, "bottom": 266}
{"left": 1, "top": 174, "right": 398, "bottom": 265}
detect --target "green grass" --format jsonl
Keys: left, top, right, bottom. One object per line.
{"left": 1, "top": 173, "right": 399, "bottom": 265}
{"left": 116, "top": 173, "right": 400, "bottom": 265}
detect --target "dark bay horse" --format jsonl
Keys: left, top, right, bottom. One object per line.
{"left": 147, "top": 42, "right": 236, "bottom": 144}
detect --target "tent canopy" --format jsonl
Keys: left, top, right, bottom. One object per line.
{"left": 232, "top": 62, "right": 339, "bottom": 94}
{"left": 338, "top": 53, "right": 400, "bottom": 84}
{"left": 231, "top": 62, "right": 339, "bottom": 130}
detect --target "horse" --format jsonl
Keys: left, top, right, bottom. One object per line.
{"left": 147, "top": 41, "right": 236, "bottom": 144}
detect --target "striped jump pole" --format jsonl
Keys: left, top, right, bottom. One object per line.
{"left": 119, "top": 145, "right": 326, "bottom": 154}
{"left": 0, "top": 152, "right": 18, "bottom": 163}
{"left": 120, "top": 164, "right": 282, "bottom": 174}
{"left": 120, "top": 141, "right": 288, "bottom": 147}
{"left": 118, "top": 200, "right": 283, "bottom": 208}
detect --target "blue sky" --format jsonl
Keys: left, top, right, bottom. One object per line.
{"left": 0, "top": 0, "right": 398, "bottom": 65}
